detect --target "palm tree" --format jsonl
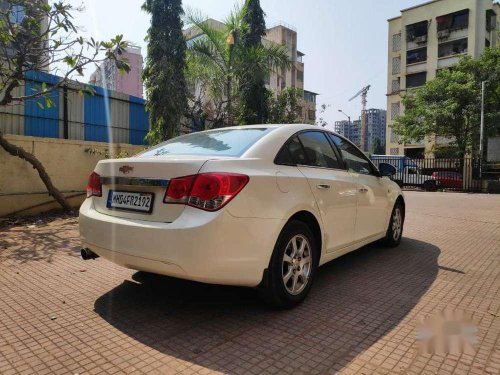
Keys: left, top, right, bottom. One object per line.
{"left": 185, "top": 6, "right": 291, "bottom": 128}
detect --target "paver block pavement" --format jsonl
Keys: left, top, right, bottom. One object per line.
{"left": 0, "top": 192, "right": 499, "bottom": 374}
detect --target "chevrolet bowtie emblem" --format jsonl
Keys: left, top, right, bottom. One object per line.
{"left": 119, "top": 165, "right": 134, "bottom": 174}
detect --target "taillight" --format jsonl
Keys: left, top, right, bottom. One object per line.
{"left": 164, "top": 173, "right": 249, "bottom": 211}
{"left": 86, "top": 172, "right": 102, "bottom": 198}
{"left": 163, "top": 175, "right": 196, "bottom": 204}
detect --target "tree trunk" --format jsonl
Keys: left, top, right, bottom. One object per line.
{"left": 0, "top": 131, "right": 73, "bottom": 213}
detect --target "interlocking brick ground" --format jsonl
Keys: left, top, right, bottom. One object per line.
{"left": 0, "top": 191, "right": 499, "bottom": 374}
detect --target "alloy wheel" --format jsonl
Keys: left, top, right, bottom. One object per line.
{"left": 282, "top": 234, "right": 312, "bottom": 295}
{"left": 392, "top": 207, "right": 402, "bottom": 241}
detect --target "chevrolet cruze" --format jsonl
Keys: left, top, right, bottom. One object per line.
{"left": 79, "top": 124, "right": 405, "bottom": 307}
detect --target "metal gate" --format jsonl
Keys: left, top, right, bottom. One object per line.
{"left": 370, "top": 156, "right": 482, "bottom": 192}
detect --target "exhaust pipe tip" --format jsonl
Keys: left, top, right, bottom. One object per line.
{"left": 81, "top": 248, "right": 99, "bottom": 260}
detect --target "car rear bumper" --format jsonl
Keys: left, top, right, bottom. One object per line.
{"left": 79, "top": 199, "right": 284, "bottom": 287}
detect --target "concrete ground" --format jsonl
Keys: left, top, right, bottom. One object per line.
{"left": 0, "top": 191, "right": 499, "bottom": 375}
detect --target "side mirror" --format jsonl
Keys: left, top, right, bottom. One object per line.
{"left": 379, "top": 163, "right": 397, "bottom": 177}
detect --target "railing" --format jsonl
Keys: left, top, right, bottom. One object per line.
{"left": 370, "top": 156, "right": 483, "bottom": 192}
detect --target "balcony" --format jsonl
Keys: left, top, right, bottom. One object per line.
{"left": 406, "top": 47, "right": 427, "bottom": 65}
{"left": 436, "top": 9, "right": 469, "bottom": 33}
{"left": 406, "top": 20, "right": 428, "bottom": 50}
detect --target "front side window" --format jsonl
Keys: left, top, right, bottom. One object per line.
{"left": 297, "top": 132, "right": 342, "bottom": 169}
{"left": 328, "top": 134, "right": 374, "bottom": 175}
{"left": 139, "top": 128, "right": 273, "bottom": 157}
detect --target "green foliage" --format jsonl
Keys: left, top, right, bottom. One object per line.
{"left": 371, "top": 137, "right": 385, "bottom": 155}
{"left": 0, "top": 0, "right": 130, "bottom": 212}
{"left": 237, "top": 0, "right": 268, "bottom": 124}
{"left": 84, "top": 148, "right": 133, "bottom": 159}
{"left": 392, "top": 47, "right": 500, "bottom": 157}
{"left": 241, "top": 0, "right": 266, "bottom": 47}
{"left": 316, "top": 104, "right": 330, "bottom": 127}
{"left": 267, "top": 87, "right": 303, "bottom": 124}
{"left": 143, "top": 0, "right": 188, "bottom": 144}
{"left": 0, "top": 0, "right": 130, "bottom": 106}
{"left": 185, "top": 6, "right": 291, "bottom": 127}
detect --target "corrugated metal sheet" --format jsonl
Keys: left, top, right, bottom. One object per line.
{"left": 0, "top": 85, "right": 25, "bottom": 135}
{"left": 84, "top": 88, "right": 111, "bottom": 143}
{"left": 67, "top": 88, "right": 85, "bottom": 140}
{"left": 25, "top": 71, "right": 59, "bottom": 138}
{"left": 110, "top": 91, "right": 129, "bottom": 144}
{"left": 2, "top": 71, "right": 147, "bottom": 145}
{"left": 129, "top": 96, "right": 148, "bottom": 145}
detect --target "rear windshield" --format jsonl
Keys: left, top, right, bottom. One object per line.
{"left": 139, "top": 128, "right": 273, "bottom": 157}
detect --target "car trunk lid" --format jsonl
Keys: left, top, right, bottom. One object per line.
{"left": 91, "top": 156, "right": 210, "bottom": 223}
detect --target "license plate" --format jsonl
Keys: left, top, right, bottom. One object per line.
{"left": 107, "top": 191, "right": 154, "bottom": 213}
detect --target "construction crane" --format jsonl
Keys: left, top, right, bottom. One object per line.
{"left": 349, "top": 85, "right": 371, "bottom": 152}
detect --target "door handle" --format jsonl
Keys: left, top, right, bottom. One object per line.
{"left": 316, "top": 184, "right": 331, "bottom": 190}
{"left": 359, "top": 187, "right": 369, "bottom": 193}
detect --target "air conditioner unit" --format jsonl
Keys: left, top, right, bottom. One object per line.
{"left": 415, "top": 35, "right": 428, "bottom": 44}
{"left": 437, "top": 30, "right": 450, "bottom": 39}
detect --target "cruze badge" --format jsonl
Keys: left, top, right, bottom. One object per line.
{"left": 119, "top": 165, "right": 134, "bottom": 174}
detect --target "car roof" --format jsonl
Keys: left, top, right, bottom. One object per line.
{"left": 237, "top": 124, "right": 343, "bottom": 160}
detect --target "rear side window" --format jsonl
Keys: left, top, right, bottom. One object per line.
{"left": 298, "top": 132, "right": 342, "bottom": 169}
{"left": 139, "top": 128, "right": 273, "bottom": 157}
{"left": 287, "top": 136, "right": 308, "bottom": 165}
{"left": 328, "top": 134, "right": 374, "bottom": 175}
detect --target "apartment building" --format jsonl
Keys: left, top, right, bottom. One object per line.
{"left": 386, "top": 0, "right": 499, "bottom": 158}
{"left": 365, "top": 109, "right": 387, "bottom": 152}
{"left": 0, "top": 1, "right": 50, "bottom": 72}
{"left": 184, "top": 20, "right": 318, "bottom": 124}
{"left": 334, "top": 109, "right": 386, "bottom": 151}
{"left": 90, "top": 46, "right": 144, "bottom": 98}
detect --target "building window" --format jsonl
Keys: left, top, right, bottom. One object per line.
{"left": 391, "top": 102, "right": 400, "bottom": 120}
{"left": 308, "top": 110, "right": 316, "bottom": 121}
{"left": 392, "top": 78, "right": 400, "bottom": 93}
{"left": 486, "top": 9, "right": 497, "bottom": 32}
{"left": 406, "top": 72, "right": 426, "bottom": 88}
{"left": 297, "top": 70, "right": 304, "bottom": 82}
{"left": 392, "top": 33, "right": 401, "bottom": 52}
{"left": 436, "top": 9, "right": 469, "bottom": 32}
{"left": 392, "top": 56, "right": 401, "bottom": 75}
{"left": 406, "top": 47, "right": 427, "bottom": 65}
{"left": 390, "top": 130, "right": 400, "bottom": 143}
{"left": 486, "top": 38, "right": 491, "bottom": 48}
{"left": 304, "top": 91, "right": 316, "bottom": 103}
{"left": 390, "top": 147, "right": 400, "bottom": 155}
{"left": 406, "top": 21, "right": 428, "bottom": 42}
{"left": 438, "top": 38, "right": 468, "bottom": 58}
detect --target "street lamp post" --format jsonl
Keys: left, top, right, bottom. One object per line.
{"left": 338, "top": 109, "right": 351, "bottom": 138}
{"left": 479, "top": 80, "right": 487, "bottom": 179}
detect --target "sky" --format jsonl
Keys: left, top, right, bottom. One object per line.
{"left": 68, "top": 0, "right": 429, "bottom": 129}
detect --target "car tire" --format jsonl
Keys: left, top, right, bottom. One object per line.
{"left": 384, "top": 202, "right": 404, "bottom": 247}
{"left": 260, "top": 220, "right": 318, "bottom": 308}
{"left": 423, "top": 180, "right": 438, "bottom": 192}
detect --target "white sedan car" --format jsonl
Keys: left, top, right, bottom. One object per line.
{"left": 80, "top": 124, "right": 404, "bottom": 307}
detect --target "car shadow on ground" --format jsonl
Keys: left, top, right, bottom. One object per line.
{"left": 94, "top": 238, "right": 440, "bottom": 374}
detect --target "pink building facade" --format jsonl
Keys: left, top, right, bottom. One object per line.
{"left": 90, "top": 46, "right": 144, "bottom": 98}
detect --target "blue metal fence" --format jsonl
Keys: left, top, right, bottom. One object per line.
{"left": 24, "top": 71, "right": 60, "bottom": 138}
{"left": 84, "top": 86, "right": 112, "bottom": 143}
{"left": 11, "top": 71, "right": 149, "bottom": 145}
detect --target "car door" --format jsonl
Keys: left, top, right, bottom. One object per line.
{"left": 328, "top": 134, "right": 390, "bottom": 242}
{"left": 280, "top": 131, "right": 358, "bottom": 253}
